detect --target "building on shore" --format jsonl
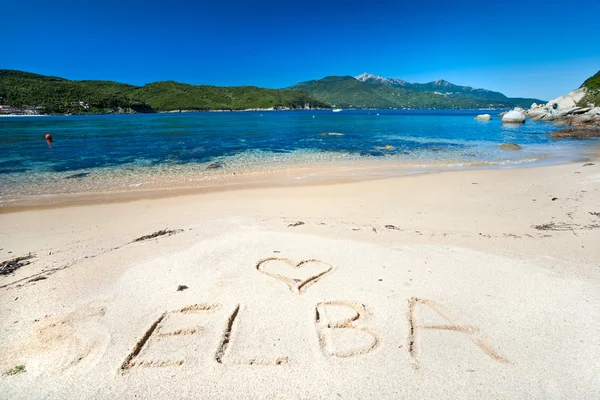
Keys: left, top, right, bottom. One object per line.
{"left": 0, "top": 105, "right": 42, "bottom": 115}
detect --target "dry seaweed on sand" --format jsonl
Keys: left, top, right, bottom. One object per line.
{"left": 133, "top": 229, "right": 182, "bottom": 242}
{"left": 3, "top": 365, "right": 26, "bottom": 376}
{"left": 0, "top": 254, "right": 35, "bottom": 276}
{"left": 384, "top": 225, "right": 402, "bottom": 230}
{"left": 532, "top": 222, "right": 600, "bottom": 231}
{"left": 532, "top": 223, "right": 576, "bottom": 231}
{"left": 287, "top": 221, "right": 305, "bottom": 227}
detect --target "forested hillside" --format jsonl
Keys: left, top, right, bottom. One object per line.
{"left": 0, "top": 70, "right": 329, "bottom": 113}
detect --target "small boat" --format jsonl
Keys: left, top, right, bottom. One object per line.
{"left": 332, "top": 108, "right": 343, "bottom": 112}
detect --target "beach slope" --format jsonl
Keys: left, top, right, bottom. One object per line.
{"left": 1, "top": 161, "right": 599, "bottom": 399}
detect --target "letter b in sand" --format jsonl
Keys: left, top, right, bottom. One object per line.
{"left": 315, "top": 301, "right": 379, "bottom": 358}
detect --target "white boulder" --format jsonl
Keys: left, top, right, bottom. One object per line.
{"left": 546, "top": 88, "right": 587, "bottom": 113}
{"left": 527, "top": 108, "right": 548, "bottom": 118}
{"left": 502, "top": 110, "right": 526, "bottom": 124}
{"left": 524, "top": 86, "right": 600, "bottom": 126}
{"left": 572, "top": 114, "right": 593, "bottom": 124}
{"left": 474, "top": 114, "right": 492, "bottom": 121}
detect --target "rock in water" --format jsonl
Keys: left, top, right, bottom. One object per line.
{"left": 551, "top": 127, "right": 600, "bottom": 139}
{"left": 525, "top": 88, "right": 590, "bottom": 124}
{"left": 502, "top": 110, "right": 526, "bottom": 124}
{"left": 206, "top": 162, "right": 224, "bottom": 170}
{"left": 498, "top": 143, "right": 522, "bottom": 150}
{"left": 65, "top": 172, "right": 90, "bottom": 180}
{"left": 527, "top": 108, "right": 548, "bottom": 120}
{"left": 474, "top": 114, "right": 492, "bottom": 121}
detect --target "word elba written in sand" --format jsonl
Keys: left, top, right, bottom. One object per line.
{"left": 120, "top": 257, "right": 507, "bottom": 372}
{"left": 120, "top": 298, "right": 507, "bottom": 372}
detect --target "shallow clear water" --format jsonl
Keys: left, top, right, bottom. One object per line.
{"left": 0, "top": 110, "right": 596, "bottom": 204}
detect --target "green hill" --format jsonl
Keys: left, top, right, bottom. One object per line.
{"left": 132, "top": 81, "right": 325, "bottom": 111}
{"left": 0, "top": 70, "right": 329, "bottom": 113}
{"left": 0, "top": 70, "right": 145, "bottom": 113}
{"left": 292, "top": 74, "right": 544, "bottom": 109}
{"left": 0, "top": 69, "right": 547, "bottom": 113}
{"left": 580, "top": 70, "right": 600, "bottom": 106}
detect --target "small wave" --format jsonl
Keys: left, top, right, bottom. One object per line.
{"left": 321, "top": 132, "right": 344, "bottom": 136}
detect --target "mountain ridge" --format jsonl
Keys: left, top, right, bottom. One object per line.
{"left": 291, "top": 74, "right": 543, "bottom": 109}
{"left": 0, "top": 69, "right": 545, "bottom": 114}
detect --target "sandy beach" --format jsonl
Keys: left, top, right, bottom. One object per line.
{"left": 1, "top": 159, "right": 599, "bottom": 399}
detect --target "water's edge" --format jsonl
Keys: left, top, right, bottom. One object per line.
{"left": 3, "top": 110, "right": 598, "bottom": 209}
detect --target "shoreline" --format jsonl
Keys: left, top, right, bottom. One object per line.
{"left": 2, "top": 109, "right": 598, "bottom": 213}
{"left": 0, "top": 108, "right": 515, "bottom": 117}
{"left": 1, "top": 149, "right": 596, "bottom": 213}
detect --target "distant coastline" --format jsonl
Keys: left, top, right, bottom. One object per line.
{"left": 0, "top": 114, "right": 48, "bottom": 117}
{"left": 2, "top": 69, "right": 596, "bottom": 122}
{"left": 1, "top": 106, "right": 521, "bottom": 117}
{"left": 1, "top": 69, "right": 541, "bottom": 116}
{"left": 0, "top": 107, "right": 517, "bottom": 117}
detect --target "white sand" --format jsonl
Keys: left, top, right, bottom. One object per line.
{"left": 1, "top": 161, "right": 599, "bottom": 398}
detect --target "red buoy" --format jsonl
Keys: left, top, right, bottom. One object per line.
{"left": 45, "top": 133, "right": 53, "bottom": 141}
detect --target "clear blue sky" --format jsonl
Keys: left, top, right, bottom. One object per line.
{"left": 3, "top": 0, "right": 599, "bottom": 100}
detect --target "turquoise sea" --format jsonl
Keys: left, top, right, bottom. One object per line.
{"left": 0, "top": 110, "right": 597, "bottom": 206}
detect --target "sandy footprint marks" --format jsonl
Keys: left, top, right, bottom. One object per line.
{"left": 120, "top": 303, "right": 219, "bottom": 372}
{"left": 1, "top": 305, "right": 110, "bottom": 376}
{"left": 315, "top": 301, "right": 380, "bottom": 358}
{"left": 256, "top": 258, "right": 333, "bottom": 294}
{"left": 408, "top": 297, "right": 508, "bottom": 369}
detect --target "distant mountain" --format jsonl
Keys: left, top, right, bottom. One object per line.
{"left": 0, "top": 70, "right": 329, "bottom": 114}
{"left": 355, "top": 73, "right": 509, "bottom": 101}
{"left": 355, "top": 73, "right": 410, "bottom": 87}
{"left": 292, "top": 73, "right": 543, "bottom": 109}
{"left": 0, "top": 69, "right": 545, "bottom": 114}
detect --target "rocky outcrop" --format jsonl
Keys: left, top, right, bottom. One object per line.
{"left": 548, "top": 88, "right": 586, "bottom": 110}
{"left": 550, "top": 127, "right": 600, "bottom": 139}
{"left": 474, "top": 114, "right": 492, "bottom": 121}
{"left": 524, "top": 88, "right": 600, "bottom": 126}
{"left": 105, "top": 106, "right": 157, "bottom": 114}
{"left": 498, "top": 143, "right": 522, "bottom": 150}
{"left": 502, "top": 110, "right": 526, "bottom": 124}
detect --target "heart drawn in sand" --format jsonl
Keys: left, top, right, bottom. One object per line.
{"left": 256, "top": 258, "right": 333, "bottom": 294}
